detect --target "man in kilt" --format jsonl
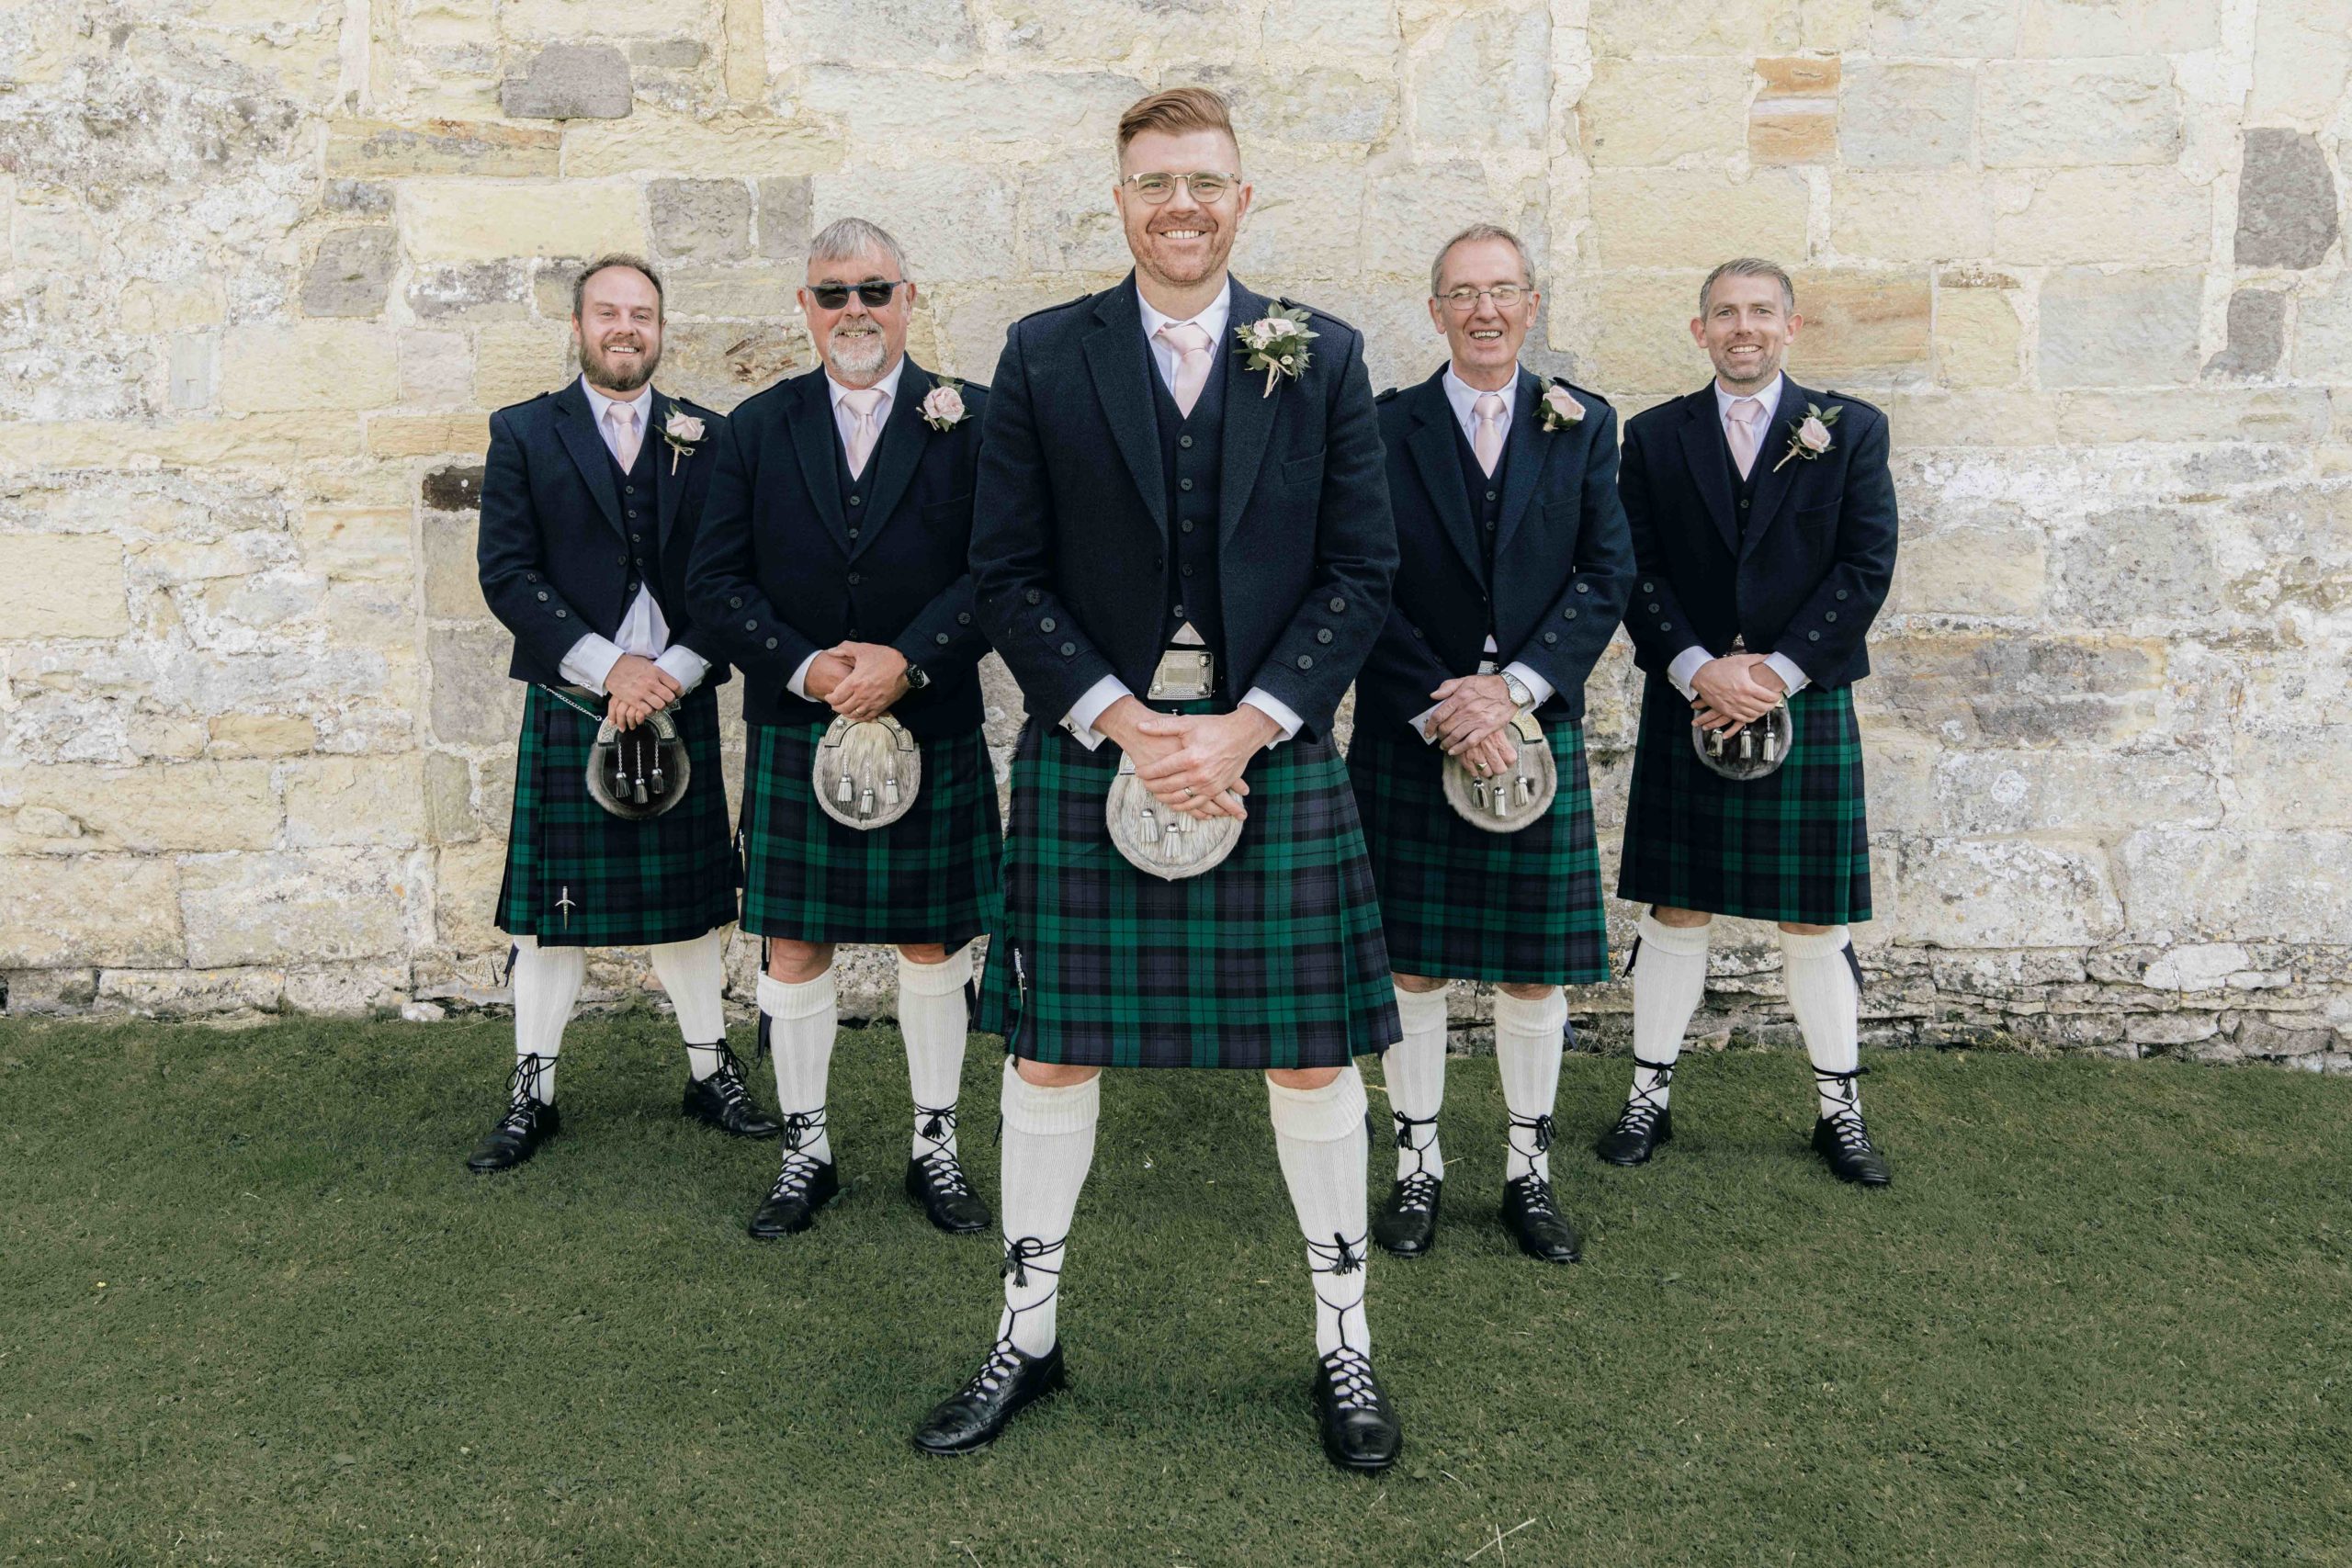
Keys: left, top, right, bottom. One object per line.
{"left": 910, "top": 87, "right": 1404, "bottom": 1472}
{"left": 1352, "top": 224, "right": 1635, "bottom": 1265}
{"left": 1602, "top": 257, "right": 1898, "bottom": 1186}
{"left": 469, "top": 254, "right": 778, "bottom": 1174}
{"left": 686, "top": 218, "right": 1001, "bottom": 1241}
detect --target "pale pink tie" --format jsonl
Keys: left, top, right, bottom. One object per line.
{"left": 1726, "top": 397, "right": 1763, "bottom": 479}
{"left": 1157, "top": 321, "right": 1213, "bottom": 416}
{"left": 840, "top": 387, "right": 885, "bottom": 479}
{"left": 1472, "top": 391, "right": 1507, "bottom": 476}
{"left": 605, "top": 402, "right": 641, "bottom": 470}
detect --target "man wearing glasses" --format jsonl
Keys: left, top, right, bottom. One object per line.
{"left": 1351, "top": 224, "right": 1634, "bottom": 1265}
{"left": 916, "top": 86, "right": 1404, "bottom": 1472}
{"left": 686, "top": 218, "right": 1002, "bottom": 1242}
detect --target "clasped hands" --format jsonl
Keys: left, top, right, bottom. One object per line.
{"left": 605, "top": 654, "right": 681, "bottom": 731}
{"left": 1689, "top": 653, "right": 1786, "bottom": 736}
{"left": 1426, "top": 672, "right": 1522, "bottom": 778}
{"left": 803, "top": 641, "right": 910, "bottom": 724}
{"left": 1101, "top": 696, "right": 1278, "bottom": 821}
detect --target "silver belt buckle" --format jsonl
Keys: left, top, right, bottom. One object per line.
{"left": 1147, "top": 648, "right": 1216, "bottom": 702}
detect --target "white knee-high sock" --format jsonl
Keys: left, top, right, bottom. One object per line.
{"left": 1384, "top": 985, "right": 1450, "bottom": 1182}
{"left": 1781, "top": 928, "right": 1863, "bottom": 1119}
{"left": 510, "top": 935, "right": 583, "bottom": 1102}
{"left": 1268, "top": 1066, "right": 1373, "bottom": 1360}
{"left": 1629, "top": 914, "right": 1712, "bottom": 1108}
{"left": 759, "top": 970, "right": 836, "bottom": 1164}
{"left": 649, "top": 930, "right": 729, "bottom": 1077}
{"left": 899, "top": 946, "right": 974, "bottom": 1162}
{"left": 997, "top": 1059, "right": 1100, "bottom": 1356}
{"left": 1494, "top": 987, "right": 1568, "bottom": 1184}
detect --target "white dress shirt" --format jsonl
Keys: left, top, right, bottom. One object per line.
{"left": 557, "top": 375, "right": 711, "bottom": 698}
{"left": 1665, "top": 372, "right": 1811, "bottom": 704}
{"left": 1060, "top": 280, "right": 1305, "bottom": 751}
{"left": 786, "top": 356, "right": 910, "bottom": 701}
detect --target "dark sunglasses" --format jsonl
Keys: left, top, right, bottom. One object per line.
{"left": 808, "top": 278, "right": 907, "bottom": 310}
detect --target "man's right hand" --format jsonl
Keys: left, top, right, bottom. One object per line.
{"left": 605, "top": 653, "right": 683, "bottom": 731}
{"left": 1096, "top": 695, "right": 1249, "bottom": 820}
{"left": 801, "top": 651, "right": 855, "bottom": 703}
{"left": 1689, "top": 654, "right": 1783, "bottom": 734}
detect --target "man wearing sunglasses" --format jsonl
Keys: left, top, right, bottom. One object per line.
{"left": 917, "top": 86, "right": 1403, "bottom": 1474}
{"left": 686, "top": 218, "right": 1002, "bottom": 1243}
{"left": 1351, "top": 224, "right": 1634, "bottom": 1266}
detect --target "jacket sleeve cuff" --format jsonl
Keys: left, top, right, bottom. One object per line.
{"left": 560, "top": 633, "right": 626, "bottom": 694}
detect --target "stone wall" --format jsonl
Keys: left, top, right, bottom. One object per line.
{"left": 2, "top": 0, "right": 2347, "bottom": 1066}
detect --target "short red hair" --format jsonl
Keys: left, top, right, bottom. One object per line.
{"left": 1115, "top": 86, "right": 1238, "bottom": 160}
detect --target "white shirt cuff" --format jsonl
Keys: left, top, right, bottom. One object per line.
{"left": 1500, "top": 661, "right": 1554, "bottom": 709}
{"left": 1062, "top": 675, "right": 1130, "bottom": 750}
{"left": 559, "top": 632, "right": 626, "bottom": 695}
{"left": 1667, "top": 645, "right": 1712, "bottom": 701}
{"left": 1761, "top": 651, "right": 1810, "bottom": 697}
{"left": 1240, "top": 687, "right": 1303, "bottom": 749}
{"left": 654, "top": 645, "right": 709, "bottom": 695}
{"left": 786, "top": 651, "right": 820, "bottom": 702}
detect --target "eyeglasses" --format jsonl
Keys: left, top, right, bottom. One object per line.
{"left": 1437, "top": 285, "right": 1531, "bottom": 312}
{"left": 1122, "top": 171, "right": 1239, "bottom": 205}
{"left": 808, "top": 279, "right": 907, "bottom": 310}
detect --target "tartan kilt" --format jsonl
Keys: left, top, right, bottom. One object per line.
{"left": 741, "top": 720, "right": 1003, "bottom": 948}
{"left": 1616, "top": 674, "right": 1873, "bottom": 925}
{"left": 975, "top": 716, "right": 1401, "bottom": 1070}
{"left": 495, "top": 682, "right": 739, "bottom": 948}
{"left": 1348, "top": 719, "right": 1609, "bottom": 986}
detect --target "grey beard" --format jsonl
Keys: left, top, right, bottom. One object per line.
{"left": 825, "top": 329, "right": 888, "bottom": 382}
{"left": 581, "top": 340, "right": 659, "bottom": 393}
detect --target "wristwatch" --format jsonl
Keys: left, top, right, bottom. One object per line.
{"left": 903, "top": 662, "right": 932, "bottom": 692}
{"left": 1500, "top": 670, "right": 1532, "bottom": 709}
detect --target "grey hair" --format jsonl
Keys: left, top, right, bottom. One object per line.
{"left": 1429, "top": 223, "right": 1535, "bottom": 299}
{"left": 1699, "top": 256, "right": 1795, "bottom": 314}
{"left": 571, "top": 253, "right": 663, "bottom": 319}
{"left": 808, "top": 217, "right": 910, "bottom": 278}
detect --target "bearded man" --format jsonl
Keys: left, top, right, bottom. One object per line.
{"left": 910, "top": 86, "right": 1404, "bottom": 1472}
{"left": 468, "top": 254, "right": 775, "bottom": 1173}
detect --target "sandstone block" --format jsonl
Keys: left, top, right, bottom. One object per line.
{"left": 2203, "top": 290, "right": 2287, "bottom": 380}
{"left": 300, "top": 226, "right": 398, "bottom": 318}
{"left": 209, "top": 714, "right": 317, "bottom": 757}
{"left": 421, "top": 509, "right": 492, "bottom": 620}
{"left": 2231, "top": 728, "right": 2352, "bottom": 829}
{"left": 501, "top": 0, "right": 677, "bottom": 39}
{"left": 324, "top": 118, "right": 562, "bottom": 178}
{"left": 2055, "top": 388, "right": 2330, "bottom": 445}
{"left": 2038, "top": 268, "right": 2203, "bottom": 389}
{"left": 407, "top": 261, "right": 533, "bottom": 321}
{"left": 118, "top": 276, "right": 229, "bottom": 333}
{"left": 96, "top": 966, "right": 285, "bottom": 1018}
{"left": 1896, "top": 525, "right": 2045, "bottom": 615}
{"left": 1360, "top": 160, "right": 1545, "bottom": 279}
{"left": 1585, "top": 58, "right": 1750, "bottom": 166}
{"left": 1928, "top": 749, "right": 2220, "bottom": 836}
{"left": 798, "top": 69, "right": 1138, "bottom": 158}
{"left": 1788, "top": 271, "right": 1931, "bottom": 386}
{"left": 400, "top": 330, "right": 475, "bottom": 405}
{"left": 474, "top": 322, "right": 571, "bottom": 407}
{"left": 2233, "top": 1013, "right": 2337, "bottom": 1058}
{"left": 2052, "top": 503, "right": 2222, "bottom": 623}
{"left": 1756, "top": 56, "right": 1839, "bottom": 98}
{"left": 296, "top": 507, "right": 411, "bottom": 583}
{"left": 1261, "top": 0, "right": 1400, "bottom": 56}
{"left": 402, "top": 180, "right": 644, "bottom": 263}
{"left": 286, "top": 756, "right": 429, "bottom": 848}
{"left": 1589, "top": 169, "right": 1808, "bottom": 269}
{"left": 1229, "top": 156, "right": 1374, "bottom": 281}
{"left": 168, "top": 337, "right": 214, "bottom": 412}
{"left": 1839, "top": 63, "right": 1973, "bottom": 167}
{"left": 650, "top": 178, "right": 752, "bottom": 264}
{"left": 1978, "top": 59, "right": 2182, "bottom": 167}
{"left": 367, "top": 414, "right": 491, "bottom": 459}
{"left": 1589, "top": 0, "right": 1798, "bottom": 55}
{"left": 2249, "top": 0, "right": 2352, "bottom": 124}
{"left": 219, "top": 324, "right": 400, "bottom": 412}
{"left": 180, "top": 848, "right": 416, "bottom": 965}
{"left": 0, "top": 855, "right": 183, "bottom": 967}
{"left": 1995, "top": 168, "right": 2211, "bottom": 264}
{"left": 2142, "top": 943, "right": 2248, "bottom": 992}
{"left": 2234, "top": 130, "right": 2339, "bottom": 269}
{"left": 811, "top": 167, "right": 1014, "bottom": 283}
{"left": 2020, "top": 0, "right": 2219, "bottom": 55}
{"left": 2293, "top": 276, "right": 2352, "bottom": 381}
{"left": 2117, "top": 830, "right": 2352, "bottom": 941}
{"left": 1869, "top": 631, "right": 2165, "bottom": 745}
{"left": 503, "top": 41, "right": 632, "bottom": 119}
{"left": 1868, "top": 0, "right": 2019, "bottom": 54}
{"left": 1590, "top": 271, "right": 1714, "bottom": 396}
{"left": 428, "top": 622, "right": 525, "bottom": 746}
{"left": 782, "top": 0, "right": 975, "bottom": 64}
{"left": 1935, "top": 285, "right": 2024, "bottom": 388}
{"left": 657, "top": 321, "right": 812, "bottom": 412}
{"left": 433, "top": 837, "right": 511, "bottom": 953}
{"left": 1749, "top": 107, "right": 1838, "bottom": 165}
{"left": 562, "top": 111, "right": 842, "bottom": 178}
{"left": 1409, "top": 7, "right": 1550, "bottom": 152}
{"left": 1890, "top": 835, "right": 2124, "bottom": 947}
{"left": 283, "top": 962, "right": 411, "bottom": 1016}
{"left": 1194, "top": 66, "right": 1396, "bottom": 145}
{"left": 664, "top": 268, "right": 799, "bottom": 320}
{"left": 757, "top": 177, "right": 813, "bottom": 263}
{"left": 2125, "top": 1011, "right": 2220, "bottom": 1046}
{"left": 5, "top": 761, "right": 279, "bottom": 852}
{"left": 0, "top": 534, "right": 130, "bottom": 637}
{"left": 424, "top": 750, "right": 479, "bottom": 842}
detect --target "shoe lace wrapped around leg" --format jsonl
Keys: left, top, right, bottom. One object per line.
{"left": 1317, "top": 1346, "right": 1384, "bottom": 1414}
{"left": 1815, "top": 1066, "right": 1875, "bottom": 1154}
{"left": 766, "top": 1109, "right": 830, "bottom": 1198}
{"left": 705, "top": 1040, "right": 757, "bottom": 1112}
{"left": 1611, "top": 1055, "right": 1675, "bottom": 1136}
{"left": 1305, "top": 1230, "right": 1370, "bottom": 1355}
{"left": 912, "top": 1102, "right": 973, "bottom": 1198}
{"left": 991, "top": 1233, "right": 1066, "bottom": 1359}
{"left": 1389, "top": 1111, "right": 1441, "bottom": 1214}
{"left": 496, "top": 1054, "right": 548, "bottom": 1134}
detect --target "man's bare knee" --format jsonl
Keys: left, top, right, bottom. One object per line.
{"left": 1778, "top": 921, "right": 1833, "bottom": 936}
{"left": 1267, "top": 1066, "right": 1342, "bottom": 1091}
{"left": 1012, "top": 1059, "right": 1101, "bottom": 1089}
{"left": 897, "top": 943, "right": 952, "bottom": 964}
{"left": 1393, "top": 972, "right": 1449, "bottom": 995}
{"left": 1498, "top": 981, "right": 1557, "bottom": 1001}
{"left": 1651, "top": 905, "right": 1713, "bottom": 930}
{"left": 766, "top": 939, "right": 836, "bottom": 983}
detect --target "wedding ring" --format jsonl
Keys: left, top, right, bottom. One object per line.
{"left": 1182, "top": 785, "right": 1195, "bottom": 799}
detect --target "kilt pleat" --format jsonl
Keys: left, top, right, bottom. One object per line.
{"left": 1616, "top": 674, "right": 1873, "bottom": 925}
{"left": 741, "top": 721, "right": 1003, "bottom": 948}
{"left": 1349, "top": 720, "right": 1610, "bottom": 986}
{"left": 495, "top": 683, "right": 738, "bottom": 948}
{"left": 975, "top": 716, "right": 1400, "bottom": 1070}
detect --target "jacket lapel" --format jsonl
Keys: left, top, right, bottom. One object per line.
{"left": 1403, "top": 371, "right": 1486, "bottom": 581}
{"left": 848, "top": 359, "right": 933, "bottom": 558}
{"left": 551, "top": 378, "right": 626, "bottom": 538}
{"left": 1492, "top": 367, "right": 1550, "bottom": 560}
{"left": 651, "top": 389, "right": 686, "bottom": 547}
{"left": 1216, "top": 277, "right": 1282, "bottom": 547}
{"left": 1738, "top": 378, "right": 1810, "bottom": 563}
{"left": 1675, "top": 387, "right": 1740, "bottom": 558}
{"left": 1081, "top": 276, "right": 1170, "bottom": 539}
{"left": 786, "top": 368, "right": 853, "bottom": 553}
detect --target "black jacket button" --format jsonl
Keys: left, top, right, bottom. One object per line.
{"left": 1574, "top": 581, "right": 1589, "bottom": 593}
{"left": 764, "top": 637, "right": 777, "bottom": 649}
{"left": 1179, "top": 478, "right": 1193, "bottom": 491}
{"left": 847, "top": 573, "right": 861, "bottom": 586}
{"left": 526, "top": 572, "right": 539, "bottom": 582}
{"left": 555, "top": 608, "right": 569, "bottom": 619}
{"left": 1640, "top": 581, "right": 1654, "bottom": 593}
{"left": 1026, "top": 590, "right": 1041, "bottom": 604}
{"left": 744, "top": 619, "right": 757, "bottom": 630}
{"left": 1825, "top": 611, "right": 1838, "bottom": 623}
{"left": 536, "top": 591, "right": 548, "bottom": 602}
{"left": 957, "top": 612, "right": 971, "bottom": 625}
{"left": 1329, "top": 597, "right": 1345, "bottom": 613}
{"left": 1647, "top": 603, "right": 1660, "bottom": 613}
{"left": 1059, "top": 641, "right": 1076, "bottom": 656}
{"left": 1316, "top": 628, "right": 1333, "bottom": 644}
{"left": 1808, "top": 630, "right": 1822, "bottom": 642}
{"left": 935, "top": 632, "right": 951, "bottom": 646}
{"left": 1543, "top": 631, "right": 1558, "bottom": 645}
{"left": 1562, "top": 608, "right": 1577, "bottom": 620}
{"left": 729, "top": 596, "right": 742, "bottom": 609}
{"left": 1295, "top": 654, "right": 1313, "bottom": 670}
{"left": 1040, "top": 617, "right": 1056, "bottom": 633}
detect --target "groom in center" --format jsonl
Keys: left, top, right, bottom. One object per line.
{"left": 912, "top": 86, "right": 1404, "bottom": 1472}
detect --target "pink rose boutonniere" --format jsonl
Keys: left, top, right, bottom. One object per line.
{"left": 1771, "top": 402, "right": 1841, "bottom": 471}
{"left": 1538, "top": 384, "right": 1585, "bottom": 433}
{"left": 921, "top": 378, "right": 967, "bottom": 431}
{"left": 661, "top": 410, "right": 705, "bottom": 475}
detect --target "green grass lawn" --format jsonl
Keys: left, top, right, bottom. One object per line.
{"left": 3, "top": 1016, "right": 2346, "bottom": 1567}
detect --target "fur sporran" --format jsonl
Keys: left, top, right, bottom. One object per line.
{"left": 814, "top": 712, "right": 922, "bottom": 830}
{"left": 1439, "top": 710, "right": 1556, "bottom": 832}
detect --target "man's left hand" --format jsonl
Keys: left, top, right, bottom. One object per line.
{"left": 1428, "top": 672, "right": 1521, "bottom": 755}
{"left": 824, "top": 641, "right": 910, "bottom": 723}
{"left": 1133, "top": 706, "right": 1282, "bottom": 821}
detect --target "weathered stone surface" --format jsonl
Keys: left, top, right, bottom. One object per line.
{"left": 300, "top": 227, "right": 398, "bottom": 318}
{"left": 2204, "top": 290, "right": 2288, "bottom": 380}
{"left": 180, "top": 849, "right": 417, "bottom": 966}
{"left": 1, "top": 535, "right": 130, "bottom": 637}
{"left": 1831, "top": 175, "right": 1994, "bottom": 262}
{"left": 220, "top": 325, "right": 401, "bottom": 413}
{"left": 2020, "top": 0, "right": 2218, "bottom": 55}
{"left": 96, "top": 966, "right": 285, "bottom": 1018}
{"left": 1996, "top": 168, "right": 2211, "bottom": 264}
{"left": 1585, "top": 58, "right": 1749, "bottom": 165}
{"left": 561, "top": 112, "right": 842, "bottom": 178}
{"left": 1590, "top": 169, "right": 1808, "bottom": 269}
{"left": 502, "top": 43, "right": 633, "bottom": 120}
{"left": 2038, "top": 268, "right": 2203, "bottom": 389}
{"left": 402, "top": 180, "right": 645, "bottom": 263}
{"left": 2293, "top": 276, "right": 2352, "bottom": 381}
{"left": 2117, "top": 831, "right": 2352, "bottom": 940}
{"left": 326, "top": 118, "right": 563, "bottom": 178}
{"left": 782, "top": 0, "right": 976, "bottom": 64}
{"left": 650, "top": 179, "right": 752, "bottom": 264}
{"left": 1935, "top": 283, "right": 2025, "bottom": 388}
{"left": 474, "top": 323, "right": 571, "bottom": 407}
{"left": 4, "top": 761, "right": 278, "bottom": 852}
{"left": 209, "top": 714, "right": 317, "bottom": 757}
{"left": 1589, "top": 0, "right": 1797, "bottom": 55}
{"left": 1788, "top": 271, "right": 1932, "bottom": 385}
{"left": 1749, "top": 106, "right": 1838, "bottom": 164}
{"left": 2234, "top": 130, "right": 2340, "bottom": 270}
{"left": 1839, "top": 63, "right": 1973, "bottom": 167}
{"left": 1869, "top": 632, "right": 2167, "bottom": 746}
{"left": 2249, "top": 0, "right": 2352, "bottom": 124}
{"left": 428, "top": 622, "right": 525, "bottom": 746}
{"left": 1870, "top": 0, "right": 2018, "bottom": 55}
{"left": 285, "top": 756, "right": 428, "bottom": 848}
{"left": 408, "top": 262, "right": 534, "bottom": 322}
{"left": 422, "top": 465, "right": 485, "bottom": 513}
{"left": 1896, "top": 526, "right": 2046, "bottom": 616}
{"left": 1978, "top": 59, "right": 2183, "bottom": 167}
{"left": 757, "top": 177, "right": 813, "bottom": 263}
{"left": 0, "top": 857, "right": 183, "bottom": 967}
{"left": 1890, "top": 836, "right": 2124, "bottom": 947}
{"left": 811, "top": 167, "right": 1016, "bottom": 283}
{"left": 2051, "top": 504, "right": 2222, "bottom": 623}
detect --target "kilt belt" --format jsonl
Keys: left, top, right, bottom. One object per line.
{"left": 1349, "top": 720, "right": 1609, "bottom": 986}
{"left": 1616, "top": 674, "right": 1873, "bottom": 926}
{"left": 741, "top": 719, "right": 1003, "bottom": 949}
{"left": 975, "top": 707, "right": 1401, "bottom": 1071}
{"left": 495, "top": 682, "right": 738, "bottom": 948}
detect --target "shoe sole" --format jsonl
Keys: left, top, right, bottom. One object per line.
{"left": 1323, "top": 1440, "right": 1401, "bottom": 1473}
{"left": 684, "top": 1106, "right": 784, "bottom": 1139}
{"left": 910, "top": 1371, "right": 1068, "bottom": 1457}
{"left": 1372, "top": 1235, "right": 1435, "bottom": 1259}
{"left": 747, "top": 1185, "right": 841, "bottom": 1239}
